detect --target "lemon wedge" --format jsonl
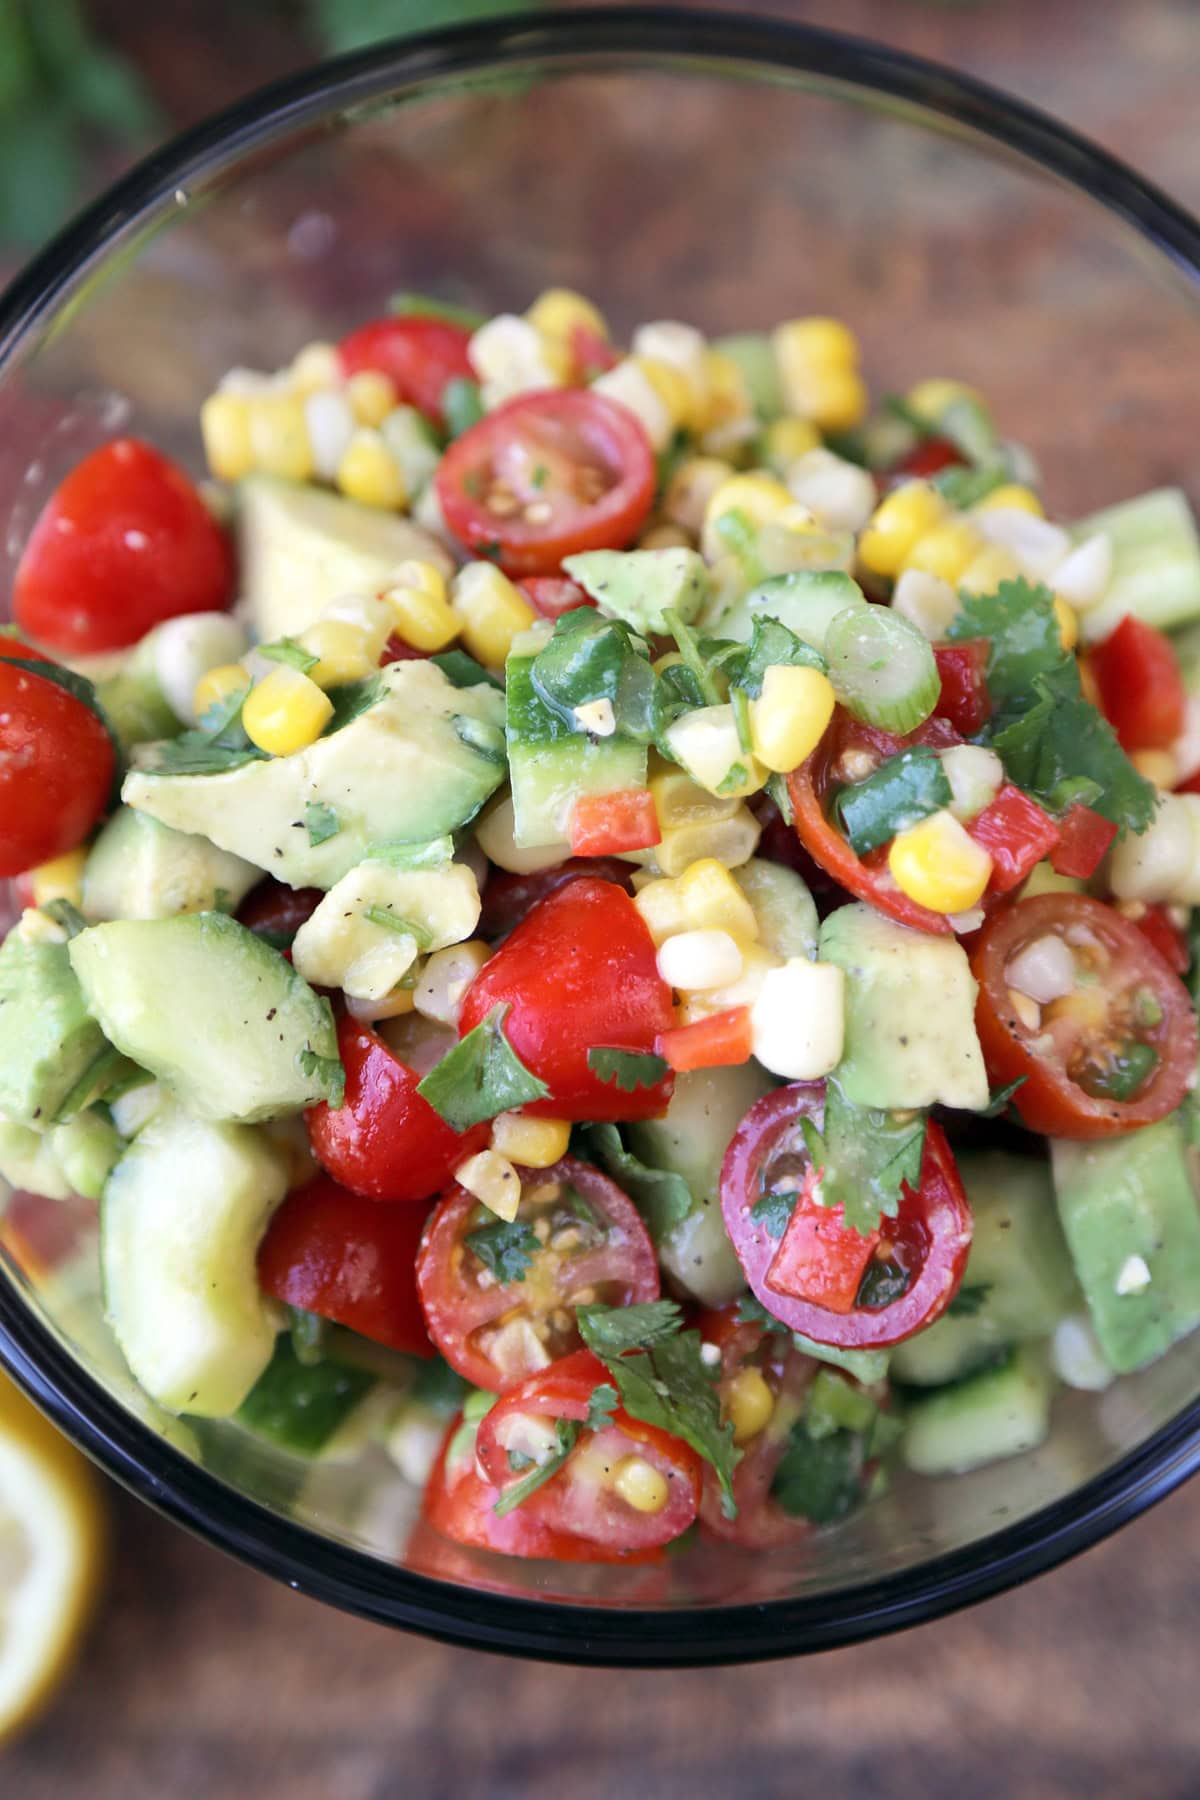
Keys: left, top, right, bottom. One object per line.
{"left": 0, "top": 1373, "right": 104, "bottom": 1743}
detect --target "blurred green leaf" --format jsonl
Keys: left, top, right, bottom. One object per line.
{"left": 67, "top": 49, "right": 163, "bottom": 140}
{"left": 308, "top": 0, "right": 530, "bottom": 55}
{"left": 0, "top": 1, "right": 37, "bottom": 113}
{"left": 0, "top": 102, "right": 81, "bottom": 245}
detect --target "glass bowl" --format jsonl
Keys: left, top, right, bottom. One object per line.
{"left": 3, "top": 7, "right": 1200, "bottom": 1666}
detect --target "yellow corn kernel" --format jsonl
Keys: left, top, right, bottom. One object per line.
{"left": 959, "top": 544, "right": 1023, "bottom": 595}
{"left": 662, "top": 457, "right": 736, "bottom": 535}
{"left": 678, "top": 858, "right": 761, "bottom": 938}
{"left": 454, "top": 1149, "right": 522, "bottom": 1222}
{"left": 248, "top": 392, "right": 314, "bottom": 482}
{"left": 888, "top": 810, "right": 993, "bottom": 914}
{"left": 760, "top": 415, "right": 822, "bottom": 476}
{"left": 385, "top": 563, "right": 459, "bottom": 653}
{"left": 289, "top": 340, "right": 342, "bottom": 393}
{"left": 857, "top": 482, "right": 947, "bottom": 579}
{"left": 648, "top": 769, "right": 740, "bottom": 829}
{"left": 700, "top": 347, "right": 753, "bottom": 434}
{"left": 299, "top": 618, "right": 377, "bottom": 688}
{"left": 633, "top": 879, "right": 690, "bottom": 946}
{"left": 905, "top": 377, "right": 983, "bottom": 421}
{"left": 526, "top": 287, "right": 608, "bottom": 344}
{"left": 773, "top": 318, "right": 867, "bottom": 432}
{"left": 28, "top": 848, "right": 88, "bottom": 910}
{"left": 975, "top": 482, "right": 1044, "bottom": 518}
{"left": 490, "top": 1112, "right": 571, "bottom": 1170}
{"left": 1132, "top": 748, "right": 1178, "bottom": 789}
{"left": 1078, "top": 654, "right": 1101, "bottom": 710}
{"left": 451, "top": 563, "right": 536, "bottom": 668}
{"left": 702, "top": 471, "right": 794, "bottom": 561}
{"left": 776, "top": 315, "right": 859, "bottom": 366}
{"left": 905, "top": 519, "right": 984, "bottom": 585}
{"left": 653, "top": 809, "right": 761, "bottom": 879}
{"left": 1053, "top": 594, "right": 1079, "bottom": 653}
{"left": 802, "top": 366, "right": 870, "bottom": 434}
{"left": 336, "top": 428, "right": 406, "bottom": 509}
{"left": 724, "top": 1366, "right": 775, "bottom": 1444}
{"left": 346, "top": 369, "right": 399, "bottom": 428}
{"left": 200, "top": 392, "right": 255, "bottom": 482}
{"left": 192, "top": 661, "right": 249, "bottom": 720}
{"left": 750, "top": 665, "right": 836, "bottom": 774}
{"left": 241, "top": 665, "right": 334, "bottom": 757}
{"left": 635, "top": 355, "right": 696, "bottom": 431}
{"left": 612, "top": 1456, "right": 670, "bottom": 1515}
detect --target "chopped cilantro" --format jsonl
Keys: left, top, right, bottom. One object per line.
{"left": 463, "top": 1218, "right": 539, "bottom": 1285}
{"left": 441, "top": 376, "right": 485, "bottom": 438}
{"left": 734, "top": 1294, "right": 790, "bottom": 1335}
{"left": 800, "top": 1077, "right": 927, "bottom": 1237}
{"left": 946, "top": 577, "right": 1072, "bottom": 720}
{"left": 297, "top": 1045, "right": 345, "bottom": 1108}
{"left": 304, "top": 801, "right": 340, "bottom": 848}
{"left": 947, "top": 1283, "right": 993, "bottom": 1319}
{"left": 530, "top": 609, "right": 655, "bottom": 741}
{"left": 726, "top": 615, "right": 825, "bottom": 699}
{"left": 982, "top": 1077, "right": 1026, "bottom": 1117}
{"left": 834, "top": 745, "right": 952, "bottom": 855}
{"left": 585, "top": 1383, "right": 619, "bottom": 1432}
{"left": 580, "top": 1123, "right": 693, "bottom": 1241}
{"left": 259, "top": 637, "right": 319, "bottom": 675}
{"left": 662, "top": 607, "right": 722, "bottom": 706}
{"left": 362, "top": 907, "right": 432, "bottom": 948}
{"left": 586, "top": 1047, "right": 670, "bottom": 1093}
{"left": 771, "top": 1424, "right": 870, "bottom": 1525}
{"left": 492, "top": 1419, "right": 578, "bottom": 1516}
{"left": 766, "top": 771, "right": 795, "bottom": 825}
{"left": 749, "top": 1190, "right": 799, "bottom": 1240}
{"left": 417, "top": 1002, "right": 550, "bottom": 1131}
{"left": 990, "top": 678, "right": 1157, "bottom": 836}
{"left": 366, "top": 837, "right": 454, "bottom": 870}
{"left": 430, "top": 649, "right": 503, "bottom": 691}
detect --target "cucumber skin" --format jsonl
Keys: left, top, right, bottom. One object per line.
{"left": 901, "top": 1347, "right": 1054, "bottom": 1477}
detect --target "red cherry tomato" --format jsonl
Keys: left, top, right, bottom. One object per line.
{"left": 965, "top": 784, "right": 1061, "bottom": 894}
{"left": 476, "top": 857, "right": 633, "bottom": 943}
{"left": 338, "top": 315, "right": 474, "bottom": 431}
{"left": 416, "top": 1157, "right": 659, "bottom": 1392}
{"left": 235, "top": 880, "right": 322, "bottom": 955}
{"left": 787, "top": 708, "right": 961, "bottom": 936}
{"left": 257, "top": 1174, "right": 434, "bottom": 1355}
{"left": 720, "top": 1085, "right": 972, "bottom": 1348}
{"left": 518, "top": 576, "right": 595, "bottom": 620}
{"left": 1050, "top": 803, "right": 1117, "bottom": 880}
{"left": 1134, "top": 904, "right": 1190, "bottom": 977}
{"left": 567, "top": 324, "right": 621, "bottom": 381}
{"left": 14, "top": 439, "right": 234, "bottom": 654}
{"left": 972, "top": 894, "right": 1197, "bottom": 1137}
{"left": 475, "top": 1349, "right": 702, "bottom": 1552}
{"left": 458, "top": 877, "right": 674, "bottom": 1121}
{"left": 1091, "top": 615, "right": 1186, "bottom": 752}
{"left": 307, "top": 1015, "right": 488, "bottom": 1203}
{"left": 932, "top": 639, "right": 991, "bottom": 737}
{"left": 436, "top": 390, "right": 656, "bottom": 577}
{"left": 0, "top": 641, "right": 114, "bottom": 877}
{"left": 697, "top": 1307, "right": 817, "bottom": 1550}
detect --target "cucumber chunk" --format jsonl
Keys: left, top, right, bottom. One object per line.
{"left": 901, "top": 1346, "right": 1055, "bottom": 1477}
{"left": 1076, "top": 487, "right": 1200, "bottom": 643}
{"left": 236, "top": 1336, "right": 377, "bottom": 1456}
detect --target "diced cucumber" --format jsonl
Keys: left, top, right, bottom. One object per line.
{"left": 505, "top": 652, "right": 646, "bottom": 849}
{"left": 1076, "top": 487, "right": 1200, "bottom": 643}
{"left": 901, "top": 1346, "right": 1055, "bottom": 1477}
{"left": 0, "top": 1115, "right": 72, "bottom": 1201}
{"left": 236, "top": 1336, "right": 377, "bottom": 1457}
{"left": 50, "top": 1110, "right": 123, "bottom": 1201}
{"left": 733, "top": 858, "right": 818, "bottom": 961}
{"left": 790, "top": 1332, "right": 890, "bottom": 1387}
{"left": 713, "top": 333, "right": 782, "bottom": 420}
{"left": 709, "top": 568, "right": 866, "bottom": 652}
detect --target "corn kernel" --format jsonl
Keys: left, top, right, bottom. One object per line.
{"left": 241, "top": 664, "right": 334, "bottom": 756}
{"left": 974, "top": 482, "right": 1044, "bottom": 518}
{"left": 1053, "top": 594, "right": 1079, "bottom": 652}
{"left": 758, "top": 416, "right": 819, "bottom": 476}
{"left": 1131, "top": 748, "right": 1178, "bottom": 789}
{"left": 200, "top": 392, "right": 255, "bottom": 482}
{"left": 905, "top": 519, "right": 984, "bottom": 585}
{"left": 638, "top": 521, "right": 692, "bottom": 551}
{"left": 648, "top": 769, "right": 740, "bottom": 829}
{"left": 346, "top": 984, "right": 416, "bottom": 1023}
{"left": 657, "top": 928, "right": 744, "bottom": 992}
{"left": 891, "top": 568, "right": 960, "bottom": 640}
{"left": 959, "top": 544, "right": 1023, "bottom": 595}
{"left": 888, "top": 810, "right": 993, "bottom": 913}
{"left": 474, "top": 794, "right": 564, "bottom": 875}
{"left": 414, "top": 940, "right": 491, "bottom": 1026}
{"left": 299, "top": 618, "right": 377, "bottom": 688}
{"left": 490, "top": 1112, "right": 571, "bottom": 1170}
{"left": 289, "top": 341, "right": 342, "bottom": 393}
{"left": 635, "top": 354, "right": 695, "bottom": 432}
{"left": 678, "top": 858, "right": 761, "bottom": 939}
{"left": 701, "top": 471, "right": 794, "bottom": 561}
{"left": 451, "top": 563, "right": 537, "bottom": 668}
{"left": 526, "top": 287, "right": 608, "bottom": 344}
{"left": 857, "top": 482, "right": 947, "bottom": 579}
{"left": 773, "top": 319, "right": 867, "bottom": 432}
{"left": 323, "top": 592, "right": 395, "bottom": 660}
{"left": 385, "top": 563, "right": 459, "bottom": 653}
{"left": 750, "top": 665, "right": 836, "bottom": 774}
{"left": 336, "top": 428, "right": 406, "bottom": 509}
{"left": 699, "top": 347, "right": 754, "bottom": 438}
{"left": 724, "top": 1366, "right": 774, "bottom": 1444}
{"left": 653, "top": 809, "right": 761, "bottom": 879}
{"left": 455, "top": 1149, "right": 522, "bottom": 1222}
{"left": 662, "top": 457, "right": 736, "bottom": 535}
{"left": 905, "top": 377, "right": 983, "bottom": 421}
{"left": 29, "top": 848, "right": 88, "bottom": 910}
{"left": 613, "top": 1456, "right": 669, "bottom": 1514}
{"left": 248, "top": 392, "right": 314, "bottom": 482}
{"left": 677, "top": 940, "right": 782, "bottom": 1022}
{"left": 346, "top": 369, "right": 399, "bottom": 428}
{"left": 192, "top": 661, "right": 250, "bottom": 720}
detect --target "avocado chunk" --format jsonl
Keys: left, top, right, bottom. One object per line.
{"left": 103, "top": 1101, "right": 288, "bottom": 1415}
{"left": 563, "top": 548, "right": 709, "bottom": 636}
{"left": 237, "top": 475, "right": 453, "bottom": 643}
{"left": 732, "top": 857, "right": 818, "bottom": 961}
{"left": 0, "top": 1115, "right": 72, "bottom": 1200}
{"left": 819, "top": 902, "right": 988, "bottom": 1111}
{"left": 1051, "top": 1117, "right": 1200, "bottom": 1373}
{"left": 292, "top": 856, "right": 480, "bottom": 1002}
{"left": 95, "top": 656, "right": 181, "bottom": 751}
{"left": 68, "top": 912, "right": 340, "bottom": 1124}
{"left": 83, "top": 807, "right": 262, "bottom": 923}
{"left": 505, "top": 651, "right": 646, "bottom": 849}
{"left": 902, "top": 1346, "right": 1055, "bottom": 1477}
{"left": 123, "top": 659, "right": 507, "bottom": 888}
{"left": 0, "top": 928, "right": 112, "bottom": 1128}
{"left": 709, "top": 568, "right": 866, "bottom": 652}
{"left": 713, "top": 333, "right": 782, "bottom": 420}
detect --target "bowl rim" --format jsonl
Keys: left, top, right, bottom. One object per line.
{"left": 4, "top": 5, "right": 1200, "bottom": 1666}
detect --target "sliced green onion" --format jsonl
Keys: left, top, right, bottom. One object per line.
{"left": 824, "top": 605, "right": 940, "bottom": 733}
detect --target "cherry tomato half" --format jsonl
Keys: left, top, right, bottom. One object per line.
{"left": 14, "top": 439, "right": 234, "bottom": 654}
{"left": 475, "top": 1349, "right": 701, "bottom": 1552}
{"left": 696, "top": 1307, "right": 817, "bottom": 1550}
{"left": 307, "top": 1015, "right": 489, "bottom": 1203}
{"left": 416, "top": 1156, "right": 659, "bottom": 1392}
{"left": 787, "top": 708, "right": 961, "bottom": 936}
{"left": 338, "top": 315, "right": 474, "bottom": 431}
{"left": 257, "top": 1174, "right": 434, "bottom": 1355}
{"left": 0, "top": 641, "right": 114, "bottom": 877}
{"left": 518, "top": 576, "right": 595, "bottom": 620}
{"left": 972, "top": 893, "right": 1197, "bottom": 1137}
{"left": 436, "top": 390, "right": 656, "bottom": 577}
{"left": 476, "top": 857, "right": 633, "bottom": 943}
{"left": 720, "top": 1085, "right": 972, "bottom": 1348}
{"left": 458, "top": 877, "right": 674, "bottom": 1121}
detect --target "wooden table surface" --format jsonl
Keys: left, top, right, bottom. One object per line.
{"left": 8, "top": 1, "right": 1200, "bottom": 1794}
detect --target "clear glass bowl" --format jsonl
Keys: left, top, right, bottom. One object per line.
{"left": 3, "top": 8, "right": 1200, "bottom": 1664}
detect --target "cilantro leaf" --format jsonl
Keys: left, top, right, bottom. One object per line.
{"left": 771, "top": 1425, "right": 871, "bottom": 1525}
{"left": 734, "top": 1294, "right": 790, "bottom": 1335}
{"left": 990, "top": 679, "right": 1157, "bottom": 836}
{"left": 530, "top": 610, "right": 655, "bottom": 741}
{"left": 982, "top": 1076, "right": 1026, "bottom": 1117}
{"left": 304, "top": 801, "right": 340, "bottom": 848}
{"left": 946, "top": 577, "right": 1073, "bottom": 718}
{"left": 442, "top": 377, "right": 485, "bottom": 439}
{"left": 576, "top": 1300, "right": 685, "bottom": 1355}
{"left": 651, "top": 658, "right": 708, "bottom": 759}
{"left": 931, "top": 462, "right": 1009, "bottom": 510}
{"left": 947, "top": 1283, "right": 993, "bottom": 1318}
{"left": 417, "top": 1003, "right": 550, "bottom": 1131}
{"left": 492, "top": 1419, "right": 578, "bottom": 1516}
{"left": 430, "top": 649, "right": 503, "bottom": 691}
{"left": 585, "top": 1383, "right": 619, "bottom": 1432}
{"left": 749, "top": 1190, "right": 799, "bottom": 1240}
{"left": 362, "top": 906, "right": 432, "bottom": 947}
{"left": 323, "top": 675, "right": 384, "bottom": 734}
{"left": 586, "top": 1047, "right": 670, "bottom": 1093}
{"left": 802, "top": 1077, "right": 927, "bottom": 1237}
{"left": 259, "top": 637, "right": 319, "bottom": 675}
{"left": 579, "top": 1123, "right": 694, "bottom": 1242}
{"left": 834, "top": 746, "right": 952, "bottom": 855}
{"left": 297, "top": 1045, "right": 345, "bottom": 1108}
{"left": 766, "top": 771, "right": 794, "bottom": 826}
{"left": 463, "top": 1218, "right": 539, "bottom": 1285}
{"left": 145, "top": 676, "right": 264, "bottom": 777}
{"left": 726, "top": 615, "right": 825, "bottom": 700}
{"left": 662, "top": 607, "right": 723, "bottom": 705}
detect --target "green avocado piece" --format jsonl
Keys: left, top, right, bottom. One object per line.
{"left": 563, "top": 547, "right": 710, "bottom": 636}
{"left": 50, "top": 1110, "right": 124, "bottom": 1201}
{"left": 0, "top": 930, "right": 112, "bottom": 1128}
{"left": 83, "top": 807, "right": 262, "bottom": 922}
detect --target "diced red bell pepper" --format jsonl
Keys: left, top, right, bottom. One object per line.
{"left": 1050, "top": 803, "right": 1118, "bottom": 879}
{"left": 765, "top": 1171, "right": 880, "bottom": 1313}
{"left": 933, "top": 640, "right": 991, "bottom": 736}
{"left": 657, "top": 1007, "right": 754, "bottom": 1073}
{"left": 967, "top": 783, "right": 1061, "bottom": 893}
{"left": 1091, "top": 615, "right": 1186, "bottom": 752}
{"left": 1134, "top": 903, "right": 1190, "bottom": 976}
{"left": 569, "top": 787, "right": 661, "bottom": 856}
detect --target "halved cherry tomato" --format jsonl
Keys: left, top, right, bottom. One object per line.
{"left": 720, "top": 1085, "right": 972, "bottom": 1348}
{"left": 965, "top": 784, "right": 1060, "bottom": 894}
{"left": 883, "top": 437, "right": 965, "bottom": 484}
{"left": 257, "top": 1174, "right": 433, "bottom": 1355}
{"left": 14, "top": 439, "right": 234, "bottom": 653}
{"left": 657, "top": 1007, "right": 754, "bottom": 1074}
{"left": 567, "top": 324, "right": 620, "bottom": 381}
{"left": 307, "top": 1015, "right": 488, "bottom": 1203}
{"left": 1050, "top": 803, "right": 1117, "bottom": 880}
{"left": 568, "top": 787, "right": 660, "bottom": 857}
{"left": 475, "top": 1349, "right": 701, "bottom": 1552}
{"left": 972, "top": 893, "right": 1197, "bottom": 1137}
{"left": 380, "top": 634, "right": 429, "bottom": 665}
{"left": 1134, "top": 904, "right": 1190, "bottom": 976}
{"left": 476, "top": 856, "right": 634, "bottom": 943}
{"left": 458, "top": 877, "right": 674, "bottom": 1120}
{"left": 787, "top": 708, "right": 961, "bottom": 936}
{"left": 0, "top": 640, "right": 114, "bottom": 877}
{"left": 518, "top": 576, "right": 595, "bottom": 620}
{"left": 338, "top": 315, "right": 474, "bottom": 431}
{"left": 415, "top": 1157, "right": 659, "bottom": 1392}
{"left": 697, "top": 1307, "right": 816, "bottom": 1550}
{"left": 436, "top": 390, "right": 656, "bottom": 577}
{"left": 235, "top": 880, "right": 322, "bottom": 955}
{"left": 1091, "top": 615, "right": 1186, "bottom": 752}
{"left": 932, "top": 639, "right": 991, "bottom": 736}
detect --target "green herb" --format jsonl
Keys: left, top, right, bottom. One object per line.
{"left": 946, "top": 578, "right": 1073, "bottom": 721}
{"left": 662, "top": 607, "right": 722, "bottom": 706}
{"left": 990, "top": 679, "right": 1157, "bottom": 836}
{"left": 387, "top": 290, "right": 485, "bottom": 331}
{"left": 586, "top": 1047, "right": 670, "bottom": 1093}
{"left": 800, "top": 1077, "right": 927, "bottom": 1237}
{"left": 655, "top": 427, "right": 692, "bottom": 493}
{"left": 297, "top": 1045, "right": 345, "bottom": 1109}
{"left": 530, "top": 610, "right": 655, "bottom": 742}
{"left": 734, "top": 1294, "right": 790, "bottom": 1335}
{"left": 834, "top": 746, "right": 952, "bottom": 855}
{"left": 492, "top": 1419, "right": 578, "bottom": 1516}
{"left": 651, "top": 659, "right": 708, "bottom": 760}
{"left": 430, "top": 649, "right": 503, "bottom": 691}
{"left": 363, "top": 906, "right": 432, "bottom": 947}
{"left": 981, "top": 1077, "right": 1026, "bottom": 1117}
{"left": 1086, "top": 1040, "right": 1160, "bottom": 1102}
{"left": 441, "top": 376, "right": 485, "bottom": 438}
{"left": 946, "top": 1283, "right": 993, "bottom": 1319}
{"left": 856, "top": 1259, "right": 911, "bottom": 1308}
{"left": 578, "top": 1301, "right": 686, "bottom": 1355}
{"left": 259, "top": 637, "right": 320, "bottom": 675}
{"left": 727, "top": 615, "right": 825, "bottom": 700}
{"left": 417, "top": 1002, "right": 550, "bottom": 1131}
{"left": 304, "top": 801, "right": 341, "bottom": 848}
{"left": 932, "top": 462, "right": 1009, "bottom": 510}
{"left": 790, "top": 1333, "right": 891, "bottom": 1385}
{"left": 287, "top": 1305, "right": 329, "bottom": 1367}
{"left": 749, "top": 1190, "right": 799, "bottom": 1240}
{"left": 463, "top": 1218, "right": 539, "bottom": 1285}
{"left": 716, "top": 761, "right": 751, "bottom": 796}
{"left": 147, "top": 674, "right": 263, "bottom": 777}
{"left": 585, "top": 1384, "right": 619, "bottom": 1432}
{"left": 581, "top": 1123, "right": 694, "bottom": 1241}
{"left": 767, "top": 771, "right": 794, "bottom": 825}
{"left": 730, "top": 683, "right": 753, "bottom": 755}
{"left": 771, "top": 1424, "right": 870, "bottom": 1525}
{"left": 324, "top": 674, "right": 384, "bottom": 734}
{"left": 366, "top": 836, "right": 454, "bottom": 870}
{"left": 40, "top": 898, "right": 87, "bottom": 938}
